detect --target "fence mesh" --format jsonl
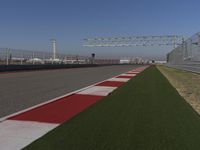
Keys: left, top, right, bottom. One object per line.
{"left": 167, "top": 32, "right": 200, "bottom": 65}
{"left": 0, "top": 48, "right": 119, "bottom": 65}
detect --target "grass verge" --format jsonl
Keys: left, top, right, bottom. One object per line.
{"left": 157, "top": 65, "right": 200, "bottom": 115}
{"left": 24, "top": 66, "right": 200, "bottom": 150}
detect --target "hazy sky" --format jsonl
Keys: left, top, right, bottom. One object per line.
{"left": 0, "top": 0, "right": 200, "bottom": 60}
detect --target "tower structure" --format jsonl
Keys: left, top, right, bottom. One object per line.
{"left": 50, "top": 39, "right": 57, "bottom": 60}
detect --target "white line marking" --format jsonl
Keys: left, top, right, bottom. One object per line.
{"left": 0, "top": 120, "right": 58, "bottom": 150}
{"left": 107, "top": 78, "right": 130, "bottom": 82}
{"left": 128, "top": 71, "right": 140, "bottom": 73}
{"left": 77, "top": 86, "right": 117, "bottom": 96}
{"left": 121, "top": 74, "right": 137, "bottom": 77}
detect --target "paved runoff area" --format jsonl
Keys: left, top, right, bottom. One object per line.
{"left": 0, "top": 65, "right": 142, "bottom": 118}
{"left": 167, "top": 64, "right": 200, "bottom": 74}
{"left": 0, "top": 66, "right": 148, "bottom": 150}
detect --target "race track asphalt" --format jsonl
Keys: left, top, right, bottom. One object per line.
{"left": 0, "top": 65, "right": 141, "bottom": 118}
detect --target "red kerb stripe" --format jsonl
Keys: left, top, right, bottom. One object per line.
{"left": 9, "top": 94, "right": 103, "bottom": 124}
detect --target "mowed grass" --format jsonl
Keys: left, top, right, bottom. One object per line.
{"left": 157, "top": 65, "right": 200, "bottom": 114}
{"left": 25, "top": 66, "right": 200, "bottom": 150}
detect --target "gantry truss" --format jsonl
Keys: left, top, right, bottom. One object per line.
{"left": 83, "top": 35, "right": 183, "bottom": 47}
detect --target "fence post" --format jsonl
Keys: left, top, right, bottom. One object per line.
{"left": 190, "top": 39, "right": 193, "bottom": 60}
{"left": 21, "top": 52, "right": 23, "bottom": 65}
{"left": 43, "top": 52, "right": 45, "bottom": 64}
{"left": 173, "top": 35, "right": 177, "bottom": 49}
{"left": 6, "top": 48, "right": 9, "bottom": 65}
{"left": 182, "top": 37, "right": 185, "bottom": 62}
{"left": 32, "top": 52, "right": 35, "bottom": 65}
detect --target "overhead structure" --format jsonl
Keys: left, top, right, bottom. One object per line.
{"left": 83, "top": 35, "right": 183, "bottom": 48}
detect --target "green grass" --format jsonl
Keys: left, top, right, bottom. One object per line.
{"left": 157, "top": 65, "right": 200, "bottom": 105}
{"left": 24, "top": 66, "right": 200, "bottom": 150}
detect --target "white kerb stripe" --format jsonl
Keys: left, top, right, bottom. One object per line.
{"left": 0, "top": 120, "right": 58, "bottom": 150}
{"left": 77, "top": 86, "right": 117, "bottom": 96}
{"left": 107, "top": 78, "right": 130, "bottom": 82}
{"left": 121, "top": 74, "right": 137, "bottom": 77}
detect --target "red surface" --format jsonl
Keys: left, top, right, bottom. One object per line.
{"left": 116, "top": 76, "right": 133, "bottom": 78}
{"left": 97, "top": 81, "right": 125, "bottom": 87}
{"left": 9, "top": 94, "right": 104, "bottom": 124}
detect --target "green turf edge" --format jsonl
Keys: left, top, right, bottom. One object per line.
{"left": 24, "top": 66, "right": 200, "bottom": 150}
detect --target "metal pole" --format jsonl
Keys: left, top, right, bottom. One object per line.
{"left": 76, "top": 55, "right": 79, "bottom": 64}
{"left": 190, "top": 39, "right": 193, "bottom": 60}
{"left": 198, "top": 33, "right": 200, "bottom": 46}
{"left": 182, "top": 37, "right": 185, "bottom": 62}
{"left": 53, "top": 41, "right": 56, "bottom": 60}
{"left": 43, "top": 52, "right": 45, "bottom": 64}
{"left": 21, "top": 52, "right": 23, "bottom": 65}
{"left": 174, "top": 35, "right": 177, "bottom": 49}
{"left": 32, "top": 52, "right": 35, "bottom": 65}
{"left": 6, "top": 48, "right": 9, "bottom": 65}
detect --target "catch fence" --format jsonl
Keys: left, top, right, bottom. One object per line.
{"left": 167, "top": 32, "right": 200, "bottom": 65}
{"left": 0, "top": 48, "right": 119, "bottom": 65}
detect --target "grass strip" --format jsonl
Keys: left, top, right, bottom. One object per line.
{"left": 157, "top": 65, "right": 200, "bottom": 115}
{"left": 25, "top": 66, "right": 200, "bottom": 150}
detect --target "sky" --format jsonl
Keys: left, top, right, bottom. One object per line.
{"left": 0, "top": 0, "right": 200, "bottom": 60}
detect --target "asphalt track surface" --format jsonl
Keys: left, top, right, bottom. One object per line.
{"left": 0, "top": 65, "right": 141, "bottom": 118}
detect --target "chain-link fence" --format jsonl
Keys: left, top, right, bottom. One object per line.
{"left": 0, "top": 48, "right": 121, "bottom": 65}
{"left": 0, "top": 48, "right": 92, "bottom": 65}
{"left": 167, "top": 32, "right": 200, "bottom": 65}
